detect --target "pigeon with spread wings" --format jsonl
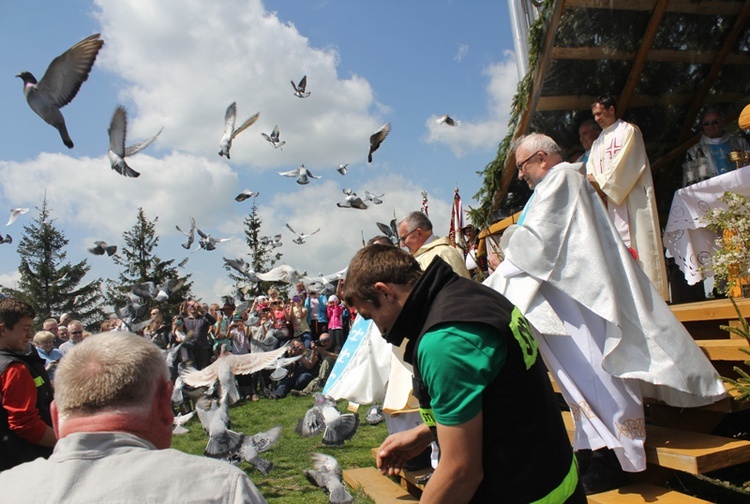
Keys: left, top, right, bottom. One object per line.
{"left": 108, "top": 105, "right": 163, "bottom": 178}
{"left": 218, "top": 103, "right": 259, "bottom": 159}
{"left": 368, "top": 122, "right": 391, "bottom": 163}
{"left": 278, "top": 164, "right": 321, "bottom": 185}
{"left": 291, "top": 75, "right": 311, "bottom": 98}
{"left": 261, "top": 125, "right": 285, "bottom": 149}
{"left": 286, "top": 223, "right": 320, "bottom": 245}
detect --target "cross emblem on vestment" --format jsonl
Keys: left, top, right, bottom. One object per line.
{"left": 605, "top": 137, "right": 622, "bottom": 160}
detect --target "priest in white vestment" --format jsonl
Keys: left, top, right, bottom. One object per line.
{"left": 485, "top": 133, "right": 725, "bottom": 490}
{"left": 586, "top": 96, "right": 669, "bottom": 300}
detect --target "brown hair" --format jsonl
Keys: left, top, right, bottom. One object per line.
{"left": 344, "top": 245, "right": 422, "bottom": 308}
{"left": 0, "top": 298, "right": 36, "bottom": 330}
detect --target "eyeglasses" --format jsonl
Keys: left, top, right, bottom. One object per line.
{"left": 516, "top": 151, "right": 543, "bottom": 172}
{"left": 702, "top": 120, "right": 721, "bottom": 127}
{"left": 399, "top": 228, "right": 418, "bottom": 244}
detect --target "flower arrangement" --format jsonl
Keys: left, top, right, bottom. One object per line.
{"left": 700, "top": 191, "right": 750, "bottom": 296}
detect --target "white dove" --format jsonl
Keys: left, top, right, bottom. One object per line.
{"left": 218, "top": 103, "right": 259, "bottom": 159}
{"left": 286, "top": 223, "right": 320, "bottom": 245}
{"left": 255, "top": 264, "right": 300, "bottom": 285}
{"left": 6, "top": 208, "right": 29, "bottom": 226}
{"left": 235, "top": 189, "right": 259, "bottom": 202}
{"left": 337, "top": 189, "right": 368, "bottom": 210}
{"left": 278, "top": 164, "right": 321, "bottom": 185}
{"left": 261, "top": 125, "right": 285, "bottom": 149}
{"left": 336, "top": 164, "right": 348, "bottom": 175}
{"left": 108, "top": 105, "right": 163, "bottom": 178}
{"left": 17, "top": 33, "right": 104, "bottom": 148}
{"left": 436, "top": 114, "right": 461, "bottom": 126}
{"left": 368, "top": 122, "right": 391, "bottom": 163}
{"left": 291, "top": 75, "right": 311, "bottom": 98}
{"left": 363, "top": 191, "right": 384, "bottom": 205}
{"left": 172, "top": 410, "right": 195, "bottom": 435}
{"left": 176, "top": 217, "right": 196, "bottom": 249}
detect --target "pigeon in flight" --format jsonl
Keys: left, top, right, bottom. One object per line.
{"left": 196, "top": 400, "right": 244, "bottom": 461}
{"left": 261, "top": 125, "right": 285, "bottom": 149}
{"left": 368, "top": 122, "right": 391, "bottom": 163}
{"left": 304, "top": 452, "right": 354, "bottom": 504}
{"left": 172, "top": 410, "right": 195, "bottom": 436}
{"left": 235, "top": 189, "right": 259, "bottom": 202}
{"left": 129, "top": 279, "right": 186, "bottom": 303}
{"left": 176, "top": 217, "right": 196, "bottom": 249}
{"left": 223, "top": 257, "right": 258, "bottom": 282}
{"left": 337, "top": 189, "right": 368, "bottom": 210}
{"left": 291, "top": 75, "right": 311, "bottom": 98}
{"left": 376, "top": 218, "right": 399, "bottom": 245}
{"left": 88, "top": 240, "right": 117, "bottom": 256}
{"left": 195, "top": 229, "right": 232, "bottom": 252}
{"left": 6, "top": 208, "right": 29, "bottom": 226}
{"left": 255, "top": 264, "right": 300, "bottom": 285}
{"left": 0, "top": 234, "right": 13, "bottom": 245}
{"left": 296, "top": 393, "right": 360, "bottom": 446}
{"left": 286, "top": 223, "right": 320, "bottom": 245}
{"left": 108, "top": 105, "right": 163, "bottom": 178}
{"left": 278, "top": 165, "right": 321, "bottom": 185}
{"left": 436, "top": 114, "right": 460, "bottom": 126}
{"left": 336, "top": 164, "right": 348, "bottom": 175}
{"left": 16, "top": 33, "right": 104, "bottom": 148}
{"left": 218, "top": 103, "right": 259, "bottom": 159}
{"left": 259, "top": 234, "right": 283, "bottom": 249}
{"left": 363, "top": 191, "right": 384, "bottom": 205}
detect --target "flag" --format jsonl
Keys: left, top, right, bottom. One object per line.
{"left": 448, "top": 188, "right": 464, "bottom": 248}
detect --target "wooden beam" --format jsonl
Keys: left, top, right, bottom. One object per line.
{"left": 566, "top": 0, "right": 743, "bottom": 15}
{"left": 551, "top": 46, "right": 750, "bottom": 66}
{"left": 536, "top": 93, "right": 749, "bottom": 112}
{"left": 677, "top": 0, "right": 750, "bottom": 143}
{"left": 617, "top": 0, "right": 670, "bottom": 115}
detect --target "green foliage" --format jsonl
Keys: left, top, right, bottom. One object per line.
{"left": 107, "top": 208, "right": 192, "bottom": 318}
{"left": 171, "top": 396, "right": 387, "bottom": 503}
{"left": 720, "top": 297, "right": 750, "bottom": 403}
{"left": 1, "top": 196, "right": 105, "bottom": 330}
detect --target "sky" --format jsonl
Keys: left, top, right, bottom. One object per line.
{"left": 0, "top": 0, "right": 519, "bottom": 306}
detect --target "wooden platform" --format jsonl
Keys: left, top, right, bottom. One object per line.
{"left": 586, "top": 483, "right": 712, "bottom": 503}
{"left": 343, "top": 467, "right": 418, "bottom": 502}
{"left": 670, "top": 297, "right": 750, "bottom": 324}
{"left": 695, "top": 338, "right": 750, "bottom": 360}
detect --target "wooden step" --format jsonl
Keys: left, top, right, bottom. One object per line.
{"left": 670, "top": 297, "right": 750, "bottom": 323}
{"left": 343, "top": 467, "right": 419, "bottom": 503}
{"left": 695, "top": 338, "right": 750, "bottom": 360}
{"left": 587, "top": 483, "right": 712, "bottom": 503}
{"left": 561, "top": 411, "right": 750, "bottom": 474}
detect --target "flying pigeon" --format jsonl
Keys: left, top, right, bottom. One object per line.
{"left": 224, "top": 257, "right": 258, "bottom": 282}
{"left": 235, "top": 189, "right": 260, "bottom": 202}
{"left": 6, "top": 208, "right": 29, "bottom": 226}
{"left": 296, "top": 393, "right": 360, "bottom": 446}
{"left": 0, "top": 234, "right": 13, "bottom": 245}
{"left": 195, "top": 229, "right": 232, "bottom": 252}
{"left": 218, "top": 103, "right": 259, "bottom": 159}
{"left": 368, "top": 122, "right": 391, "bottom": 163}
{"left": 153, "top": 278, "right": 186, "bottom": 302}
{"left": 261, "top": 125, "right": 285, "bottom": 149}
{"left": 196, "top": 400, "right": 244, "bottom": 461}
{"left": 278, "top": 164, "right": 321, "bottom": 185}
{"left": 363, "top": 191, "right": 384, "bottom": 205}
{"left": 286, "top": 223, "right": 320, "bottom": 245}
{"left": 291, "top": 75, "right": 311, "bottom": 98}
{"left": 304, "top": 452, "right": 354, "bottom": 504}
{"left": 265, "top": 354, "right": 304, "bottom": 382}
{"left": 245, "top": 425, "right": 282, "bottom": 454}
{"left": 436, "top": 114, "right": 460, "bottom": 126}
{"left": 336, "top": 164, "right": 348, "bottom": 175}
{"left": 173, "top": 410, "right": 195, "bottom": 435}
{"left": 88, "top": 240, "right": 117, "bottom": 256}
{"left": 376, "top": 218, "right": 399, "bottom": 245}
{"left": 337, "top": 189, "right": 368, "bottom": 210}
{"left": 108, "top": 105, "right": 163, "bottom": 178}
{"left": 255, "top": 264, "right": 300, "bottom": 285}
{"left": 259, "top": 234, "right": 283, "bottom": 249}
{"left": 176, "top": 217, "right": 196, "bottom": 249}
{"left": 16, "top": 33, "right": 104, "bottom": 148}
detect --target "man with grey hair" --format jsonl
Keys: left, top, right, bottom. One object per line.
{"left": 576, "top": 119, "right": 601, "bottom": 164}
{"left": 686, "top": 108, "right": 750, "bottom": 179}
{"left": 0, "top": 332, "right": 267, "bottom": 503}
{"left": 397, "top": 211, "right": 470, "bottom": 278}
{"left": 58, "top": 319, "right": 84, "bottom": 355}
{"left": 486, "top": 133, "right": 725, "bottom": 494}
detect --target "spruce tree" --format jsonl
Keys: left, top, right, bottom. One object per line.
{"left": 0, "top": 197, "right": 105, "bottom": 329}
{"left": 107, "top": 208, "right": 192, "bottom": 318}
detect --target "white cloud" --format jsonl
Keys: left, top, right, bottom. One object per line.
{"left": 0, "top": 270, "right": 20, "bottom": 290}
{"left": 425, "top": 50, "right": 518, "bottom": 157}
{"left": 454, "top": 43, "right": 469, "bottom": 62}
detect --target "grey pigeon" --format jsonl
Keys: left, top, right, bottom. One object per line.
{"left": 363, "top": 191, "right": 384, "bottom": 205}
{"left": 224, "top": 257, "right": 258, "bottom": 281}
{"left": 436, "top": 114, "right": 460, "bottom": 126}
{"left": 6, "top": 208, "right": 29, "bottom": 226}
{"left": 176, "top": 217, "right": 196, "bottom": 249}
{"left": 197, "top": 400, "right": 244, "bottom": 461}
{"left": 218, "top": 103, "right": 259, "bottom": 159}
{"left": 291, "top": 75, "right": 311, "bottom": 98}
{"left": 239, "top": 441, "right": 274, "bottom": 475}
{"left": 195, "top": 229, "right": 232, "bottom": 252}
{"left": 376, "top": 218, "right": 399, "bottom": 245}
{"left": 154, "top": 278, "right": 186, "bottom": 302}
{"left": 0, "top": 234, "right": 12, "bottom": 245}
{"left": 261, "top": 125, "right": 285, "bottom": 149}
{"left": 365, "top": 403, "right": 384, "bottom": 425}
{"left": 296, "top": 393, "right": 360, "bottom": 446}
{"left": 337, "top": 189, "right": 368, "bottom": 210}
{"left": 368, "top": 122, "right": 391, "bottom": 163}
{"left": 259, "top": 234, "right": 283, "bottom": 249}
{"left": 265, "top": 354, "right": 304, "bottom": 382}
{"left": 17, "top": 33, "right": 104, "bottom": 148}
{"left": 88, "top": 240, "right": 117, "bottom": 256}
{"left": 336, "top": 164, "right": 348, "bottom": 175}
{"left": 246, "top": 426, "right": 282, "bottom": 454}
{"left": 304, "top": 452, "right": 354, "bottom": 504}
{"left": 286, "top": 223, "right": 320, "bottom": 245}
{"left": 235, "top": 189, "right": 259, "bottom": 202}
{"left": 278, "top": 164, "right": 320, "bottom": 185}
{"left": 108, "top": 105, "right": 163, "bottom": 178}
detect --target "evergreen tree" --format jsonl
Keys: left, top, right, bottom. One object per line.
{"left": 225, "top": 201, "right": 283, "bottom": 297}
{"left": 0, "top": 197, "right": 105, "bottom": 329}
{"left": 106, "top": 208, "right": 192, "bottom": 317}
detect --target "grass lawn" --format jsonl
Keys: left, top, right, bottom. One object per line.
{"left": 171, "top": 395, "right": 389, "bottom": 503}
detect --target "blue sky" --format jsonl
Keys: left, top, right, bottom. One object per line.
{"left": 0, "top": 0, "right": 518, "bottom": 304}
